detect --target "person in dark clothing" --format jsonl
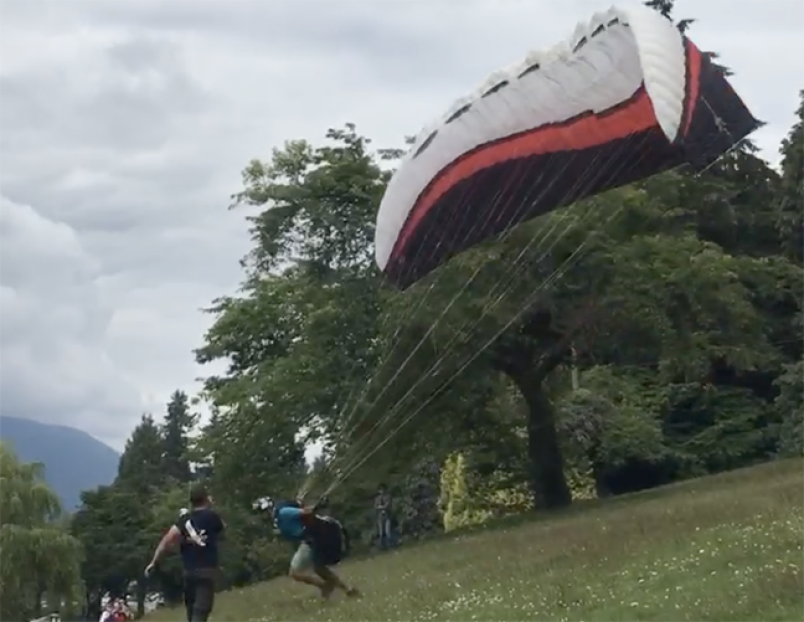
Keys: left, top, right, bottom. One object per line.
{"left": 145, "top": 486, "right": 225, "bottom": 622}
{"left": 375, "top": 484, "right": 393, "bottom": 549}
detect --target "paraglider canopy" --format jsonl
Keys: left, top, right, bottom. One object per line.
{"left": 374, "top": 5, "right": 759, "bottom": 289}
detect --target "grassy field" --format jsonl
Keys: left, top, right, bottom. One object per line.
{"left": 147, "top": 459, "right": 804, "bottom": 621}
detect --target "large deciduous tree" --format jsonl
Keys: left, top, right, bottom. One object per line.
{"left": 197, "top": 111, "right": 797, "bottom": 517}
{"left": 197, "top": 126, "right": 388, "bottom": 503}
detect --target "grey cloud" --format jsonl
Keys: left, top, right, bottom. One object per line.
{"left": 0, "top": 196, "right": 144, "bottom": 446}
{"left": 0, "top": 45, "right": 208, "bottom": 156}
{"left": 1, "top": 7, "right": 251, "bottom": 450}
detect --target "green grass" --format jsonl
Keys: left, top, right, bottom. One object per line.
{"left": 147, "top": 459, "right": 804, "bottom": 621}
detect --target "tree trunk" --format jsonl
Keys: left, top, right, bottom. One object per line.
{"left": 508, "top": 368, "right": 572, "bottom": 509}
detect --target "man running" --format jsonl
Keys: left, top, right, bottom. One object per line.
{"left": 145, "top": 486, "right": 225, "bottom": 622}
{"left": 253, "top": 496, "right": 359, "bottom": 600}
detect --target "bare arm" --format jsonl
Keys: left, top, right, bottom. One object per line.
{"left": 148, "top": 525, "right": 182, "bottom": 567}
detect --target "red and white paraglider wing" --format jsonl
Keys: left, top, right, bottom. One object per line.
{"left": 374, "top": 5, "right": 759, "bottom": 289}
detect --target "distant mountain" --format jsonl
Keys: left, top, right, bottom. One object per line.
{"left": 0, "top": 415, "right": 120, "bottom": 511}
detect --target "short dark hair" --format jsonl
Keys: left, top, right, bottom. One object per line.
{"left": 189, "top": 485, "right": 210, "bottom": 508}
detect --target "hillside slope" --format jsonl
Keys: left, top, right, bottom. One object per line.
{"left": 147, "top": 459, "right": 803, "bottom": 622}
{"left": 0, "top": 415, "right": 120, "bottom": 510}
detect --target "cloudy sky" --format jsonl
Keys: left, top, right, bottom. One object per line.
{"left": 1, "top": 0, "right": 801, "bottom": 450}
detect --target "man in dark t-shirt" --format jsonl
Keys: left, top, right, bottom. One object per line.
{"left": 145, "top": 486, "right": 225, "bottom": 622}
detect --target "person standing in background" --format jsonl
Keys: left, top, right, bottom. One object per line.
{"left": 374, "top": 484, "right": 393, "bottom": 550}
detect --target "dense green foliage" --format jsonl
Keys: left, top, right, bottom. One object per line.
{"left": 7, "top": 3, "right": 799, "bottom": 617}
{"left": 0, "top": 443, "right": 84, "bottom": 621}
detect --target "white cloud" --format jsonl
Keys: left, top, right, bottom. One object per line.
{"left": 0, "top": 0, "right": 800, "bottom": 450}
{"left": 0, "top": 195, "right": 142, "bottom": 447}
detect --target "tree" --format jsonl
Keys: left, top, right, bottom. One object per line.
{"left": 196, "top": 113, "right": 790, "bottom": 520}
{"left": 0, "top": 442, "right": 83, "bottom": 621}
{"left": 774, "top": 361, "right": 804, "bottom": 457}
{"left": 574, "top": 206, "right": 786, "bottom": 458}
{"left": 397, "top": 456, "right": 443, "bottom": 540}
{"left": 194, "top": 29, "right": 799, "bottom": 532}
{"left": 187, "top": 125, "right": 547, "bottom": 519}
{"left": 116, "top": 414, "right": 167, "bottom": 495}
{"left": 71, "top": 485, "right": 151, "bottom": 619}
{"left": 196, "top": 126, "right": 389, "bottom": 504}
{"left": 110, "top": 414, "right": 172, "bottom": 617}
{"left": 557, "top": 372, "right": 666, "bottom": 497}
{"left": 162, "top": 390, "right": 197, "bottom": 484}
{"left": 777, "top": 90, "right": 804, "bottom": 264}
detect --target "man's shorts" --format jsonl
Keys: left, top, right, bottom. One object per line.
{"left": 290, "top": 541, "right": 316, "bottom": 572}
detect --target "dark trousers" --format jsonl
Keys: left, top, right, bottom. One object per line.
{"left": 184, "top": 568, "right": 218, "bottom": 622}
{"left": 377, "top": 513, "right": 392, "bottom": 549}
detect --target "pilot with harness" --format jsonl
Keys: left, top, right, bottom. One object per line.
{"left": 253, "top": 495, "right": 360, "bottom": 600}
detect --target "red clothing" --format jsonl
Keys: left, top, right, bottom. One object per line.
{"left": 301, "top": 510, "right": 317, "bottom": 528}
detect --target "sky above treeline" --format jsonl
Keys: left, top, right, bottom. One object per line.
{"left": 1, "top": 0, "right": 800, "bottom": 450}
